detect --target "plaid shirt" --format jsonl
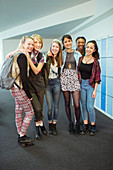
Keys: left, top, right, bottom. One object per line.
{"left": 77, "top": 56, "right": 101, "bottom": 88}
{"left": 30, "top": 50, "right": 46, "bottom": 73}
{"left": 31, "top": 49, "right": 44, "bottom": 64}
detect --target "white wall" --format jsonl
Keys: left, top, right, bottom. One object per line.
{"left": 3, "top": 39, "right": 20, "bottom": 59}
{"left": 2, "top": 38, "right": 53, "bottom": 61}
{"left": 69, "top": 0, "right": 113, "bottom": 41}
{"left": 70, "top": 0, "right": 113, "bottom": 119}
{"left": 0, "top": 34, "right": 3, "bottom": 68}
{"left": 0, "top": 0, "right": 95, "bottom": 65}
{"left": 42, "top": 39, "right": 53, "bottom": 53}
{"left": 72, "top": 14, "right": 113, "bottom": 43}
{"left": 1, "top": 0, "right": 95, "bottom": 40}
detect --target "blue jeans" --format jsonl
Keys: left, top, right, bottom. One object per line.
{"left": 45, "top": 78, "right": 61, "bottom": 123}
{"left": 80, "top": 79, "right": 95, "bottom": 123}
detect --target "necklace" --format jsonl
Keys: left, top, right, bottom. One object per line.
{"left": 85, "top": 56, "right": 92, "bottom": 64}
{"left": 67, "top": 52, "right": 73, "bottom": 69}
{"left": 68, "top": 63, "right": 71, "bottom": 69}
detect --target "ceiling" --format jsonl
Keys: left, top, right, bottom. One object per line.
{"left": 12, "top": 16, "right": 90, "bottom": 39}
{"left": 0, "top": 0, "right": 91, "bottom": 39}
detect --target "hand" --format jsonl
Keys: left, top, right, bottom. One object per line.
{"left": 92, "top": 90, "right": 96, "bottom": 98}
{"left": 48, "top": 51, "right": 53, "bottom": 57}
{"left": 28, "top": 98, "right": 33, "bottom": 101}
{"left": 6, "top": 54, "right": 13, "bottom": 59}
{"left": 6, "top": 52, "right": 15, "bottom": 59}
{"left": 6, "top": 49, "right": 24, "bottom": 59}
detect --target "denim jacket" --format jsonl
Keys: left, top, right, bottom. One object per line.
{"left": 61, "top": 49, "right": 82, "bottom": 73}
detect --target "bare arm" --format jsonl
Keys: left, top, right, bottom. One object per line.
{"left": 27, "top": 56, "right": 44, "bottom": 75}
{"left": 6, "top": 50, "right": 17, "bottom": 59}
{"left": 6, "top": 48, "right": 26, "bottom": 59}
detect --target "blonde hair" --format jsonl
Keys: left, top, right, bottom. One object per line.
{"left": 50, "top": 40, "right": 63, "bottom": 68}
{"left": 31, "top": 34, "right": 43, "bottom": 49}
{"left": 18, "top": 35, "right": 33, "bottom": 49}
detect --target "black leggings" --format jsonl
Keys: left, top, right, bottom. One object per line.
{"left": 63, "top": 91, "right": 81, "bottom": 125}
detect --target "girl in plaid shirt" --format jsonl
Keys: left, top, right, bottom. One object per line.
{"left": 77, "top": 40, "right": 101, "bottom": 136}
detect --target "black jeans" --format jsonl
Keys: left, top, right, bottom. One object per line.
{"left": 29, "top": 74, "right": 45, "bottom": 122}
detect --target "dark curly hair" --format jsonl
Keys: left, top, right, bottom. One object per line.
{"left": 87, "top": 40, "right": 99, "bottom": 60}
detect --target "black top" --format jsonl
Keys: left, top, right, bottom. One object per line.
{"left": 29, "top": 52, "right": 44, "bottom": 81}
{"left": 17, "top": 54, "right": 32, "bottom": 99}
{"left": 79, "top": 61, "right": 94, "bottom": 79}
{"left": 28, "top": 52, "right": 45, "bottom": 90}
{"left": 64, "top": 52, "right": 76, "bottom": 69}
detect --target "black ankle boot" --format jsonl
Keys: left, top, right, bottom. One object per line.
{"left": 80, "top": 124, "right": 89, "bottom": 135}
{"left": 18, "top": 135, "right": 34, "bottom": 147}
{"left": 35, "top": 125, "right": 41, "bottom": 140}
{"left": 69, "top": 123, "right": 74, "bottom": 135}
{"left": 49, "top": 123, "right": 53, "bottom": 134}
{"left": 53, "top": 124, "right": 58, "bottom": 135}
{"left": 74, "top": 124, "right": 80, "bottom": 136}
{"left": 40, "top": 123, "right": 47, "bottom": 135}
{"left": 89, "top": 125, "right": 96, "bottom": 136}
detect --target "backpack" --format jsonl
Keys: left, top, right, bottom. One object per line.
{"left": 0, "top": 52, "right": 21, "bottom": 90}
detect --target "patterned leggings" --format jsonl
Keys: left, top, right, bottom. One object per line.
{"left": 11, "top": 86, "right": 34, "bottom": 135}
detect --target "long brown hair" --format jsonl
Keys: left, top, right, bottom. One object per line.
{"left": 50, "top": 40, "right": 63, "bottom": 67}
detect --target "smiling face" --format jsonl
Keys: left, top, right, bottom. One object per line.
{"left": 33, "top": 38, "right": 42, "bottom": 51}
{"left": 76, "top": 38, "right": 85, "bottom": 50}
{"left": 86, "top": 42, "right": 96, "bottom": 56}
{"left": 51, "top": 42, "right": 60, "bottom": 56}
{"left": 63, "top": 37, "right": 72, "bottom": 50}
{"left": 23, "top": 38, "right": 34, "bottom": 53}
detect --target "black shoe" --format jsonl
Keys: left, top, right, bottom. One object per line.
{"left": 49, "top": 123, "right": 53, "bottom": 134}
{"left": 89, "top": 125, "right": 96, "bottom": 136}
{"left": 69, "top": 123, "right": 74, "bottom": 135}
{"left": 74, "top": 124, "right": 80, "bottom": 136}
{"left": 18, "top": 135, "right": 34, "bottom": 147}
{"left": 40, "top": 124, "right": 47, "bottom": 135}
{"left": 52, "top": 124, "right": 58, "bottom": 135}
{"left": 19, "top": 135, "right": 34, "bottom": 143}
{"left": 35, "top": 125, "right": 41, "bottom": 140}
{"left": 80, "top": 124, "right": 89, "bottom": 135}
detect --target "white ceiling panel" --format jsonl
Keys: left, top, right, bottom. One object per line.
{"left": 0, "top": 0, "right": 92, "bottom": 39}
